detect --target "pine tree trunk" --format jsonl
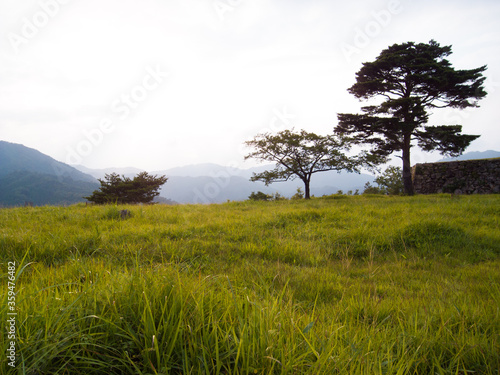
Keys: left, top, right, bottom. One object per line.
{"left": 402, "top": 133, "right": 414, "bottom": 195}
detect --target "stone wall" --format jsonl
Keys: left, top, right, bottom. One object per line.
{"left": 411, "top": 158, "right": 500, "bottom": 194}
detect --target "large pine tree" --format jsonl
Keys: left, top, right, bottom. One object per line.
{"left": 335, "top": 40, "right": 487, "bottom": 194}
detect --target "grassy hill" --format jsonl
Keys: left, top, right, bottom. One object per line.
{"left": 1, "top": 195, "right": 499, "bottom": 374}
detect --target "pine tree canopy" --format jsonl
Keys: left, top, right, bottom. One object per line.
{"left": 85, "top": 172, "right": 168, "bottom": 204}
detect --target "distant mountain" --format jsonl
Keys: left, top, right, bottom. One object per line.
{"left": 159, "top": 175, "right": 270, "bottom": 204}
{"left": 0, "top": 141, "right": 96, "bottom": 183}
{"left": 155, "top": 164, "right": 375, "bottom": 203}
{"left": 3, "top": 142, "right": 498, "bottom": 206}
{"left": 0, "top": 171, "right": 99, "bottom": 207}
{"left": 78, "top": 162, "right": 375, "bottom": 204}
{"left": 439, "top": 150, "right": 500, "bottom": 162}
{"left": 0, "top": 141, "right": 98, "bottom": 207}
{"left": 0, "top": 141, "right": 377, "bottom": 206}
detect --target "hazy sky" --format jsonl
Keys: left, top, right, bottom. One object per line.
{"left": 1, "top": 0, "right": 499, "bottom": 171}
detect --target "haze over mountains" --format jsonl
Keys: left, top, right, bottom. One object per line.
{"left": 73, "top": 162, "right": 377, "bottom": 204}
{"left": 1, "top": 140, "right": 498, "bottom": 207}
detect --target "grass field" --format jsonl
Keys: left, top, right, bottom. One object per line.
{"left": 1, "top": 195, "right": 499, "bottom": 374}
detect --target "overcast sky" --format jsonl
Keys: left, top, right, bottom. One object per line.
{"left": 1, "top": 0, "right": 499, "bottom": 171}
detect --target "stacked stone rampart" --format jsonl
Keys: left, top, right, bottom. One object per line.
{"left": 411, "top": 158, "right": 500, "bottom": 194}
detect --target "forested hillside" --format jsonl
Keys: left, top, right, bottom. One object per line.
{"left": 0, "top": 141, "right": 98, "bottom": 206}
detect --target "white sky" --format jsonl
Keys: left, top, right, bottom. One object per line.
{"left": 1, "top": 0, "right": 499, "bottom": 171}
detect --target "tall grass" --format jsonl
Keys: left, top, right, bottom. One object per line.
{"left": 1, "top": 195, "right": 499, "bottom": 374}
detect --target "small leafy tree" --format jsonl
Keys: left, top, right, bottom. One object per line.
{"left": 272, "top": 192, "right": 287, "bottom": 201}
{"left": 364, "top": 166, "right": 404, "bottom": 195}
{"left": 363, "top": 182, "right": 383, "bottom": 195}
{"left": 244, "top": 129, "right": 381, "bottom": 199}
{"left": 85, "top": 172, "right": 168, "bottom": 204}
{"left": 336, "top": 40, "right": 487, "bottom": 195}
{"left": 248, "top": 191, "right": 272, "bottom": 201}
{"left": 376, "top": 166, "right": 404, "bottom": 195}
{"left": 291, "top": 187, "right": 304, "bottom": 200}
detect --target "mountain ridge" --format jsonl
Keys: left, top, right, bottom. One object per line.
{"left": 438, "top": 150, "right": 500, "bottom": 162}
{"left": 0, "top": 171, "right": 99, "bottom": 207}
{"left": 2, "top": 141, "right": 498, "bottom": 206}
{"left": 0, "top": 141, "right": 96, "bottom": 183}
{"left": 0, "top": 141, "right": 99, "bottom": 206}
{"left": 71, "top": 163, "right": 376, "bottom": 203}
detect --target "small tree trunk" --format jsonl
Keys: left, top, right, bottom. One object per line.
{"left": 402, "top": 133, "right": 414, "bottom": 195}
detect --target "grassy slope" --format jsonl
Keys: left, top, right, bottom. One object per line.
{"left": 1, "top": 195, "right": 499, "bottom": 374}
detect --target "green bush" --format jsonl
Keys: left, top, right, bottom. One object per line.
{"left": 248, "top": 191, "right": 272, "bottom": 201}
